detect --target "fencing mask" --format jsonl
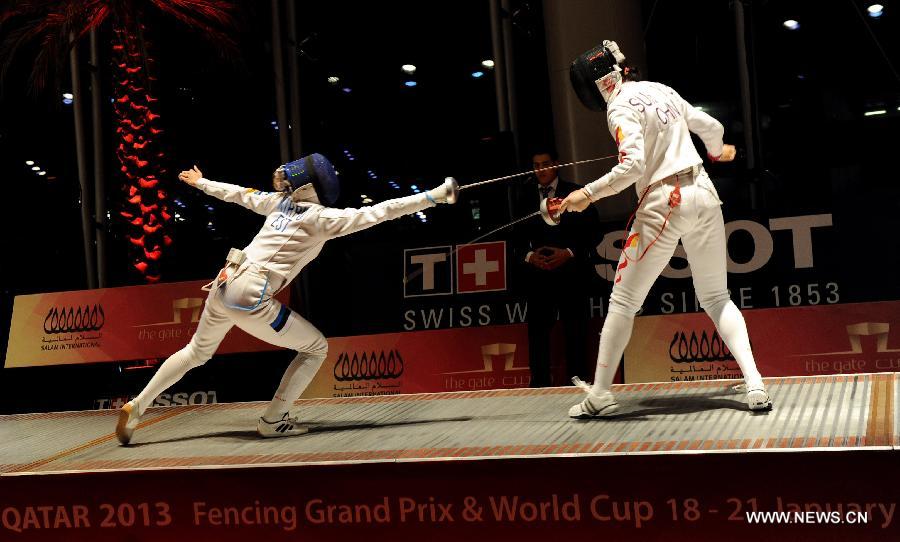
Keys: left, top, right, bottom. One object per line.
{"left": 273, "top": 153, "right": 340, "bottom": 206}
{"left": 570, "top": 40, "right": 627, "bottom": 112}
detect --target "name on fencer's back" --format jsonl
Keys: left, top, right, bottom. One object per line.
{"left": 269, "top": 198, "right": 309, "bottom": 232}
{"left": 623, "top": 86, "right": 682, "bottom": 127}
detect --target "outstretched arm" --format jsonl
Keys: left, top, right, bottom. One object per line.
{"left": 316, "top": 193, "right": 434, "bottom": 238}
{"left": 179, "top": 165, "right": 285, "bottom": 216}
{"left": 315, "top": 179, "right": 456, "bottom": 238}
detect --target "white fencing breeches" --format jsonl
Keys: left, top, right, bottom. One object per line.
{"left": 134, "top": 265, "right": 327, "bottom": 417}
{"left": 590, "top": 168, "right": 763, "bottom": 394}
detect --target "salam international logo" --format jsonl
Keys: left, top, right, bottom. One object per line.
{"left": 40, "top": 304, "right": 105, "bottom": 352}
{"left": 43, "top": 304, "right": 105, "bottom": 334}
{"left": 333, "top": 350, "right": 405, "bottom": 381}
{"left": 669, "top": 330, "right": 734, "bottom": 363}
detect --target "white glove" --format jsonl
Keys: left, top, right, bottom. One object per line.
{"left": 425, "top": 177, "right": 459, "bottom": 205}
{"left": 558, "top": 188, "right": 592, "bottom": 213}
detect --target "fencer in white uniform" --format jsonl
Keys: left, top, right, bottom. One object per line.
{"left": 116, "top": 155, "right": 458, "bottom": 444}
{"left": 561, "top": 41, "right": 772, "bottom": 417}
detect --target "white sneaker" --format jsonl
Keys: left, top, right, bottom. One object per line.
{"left": 116, "top": 400, "right": 141, "bottom": 445}
{"left": 569, "top": 377, "right": 618, "bottom": 418}
{"left": 569, "top": 390, "right": 619, "bottom": 418}
{"left": 257, "top": 412, "right": 310, "bottom": 438}
{"left": 747, "top": 386, "right": 773, "bottom": 411}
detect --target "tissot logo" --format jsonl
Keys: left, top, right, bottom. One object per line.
{"left": 595, "top": 214, "right": 833, "bottom": 281}
{"left": 333, "top": 350, "right": 405, "bottom": 381}
{"left": 669, "top": 330, "right": 734, "bottom": 363}
{"left": 403, "top": 242, "right": 507, "bottom": 297}
{"left": 43, "top": 304, "right": 105, "bottom": 334}
{"left": 456, "top": 241, "right": 506, "bottom": 293}
{"left": 404, "top": 246, "right": 453, "bottom": 298}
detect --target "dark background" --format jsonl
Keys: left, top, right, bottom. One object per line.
{"left": 0, "top": 0, "right": 897, "bottom": 413}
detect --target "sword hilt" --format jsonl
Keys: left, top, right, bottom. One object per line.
{"left": 540, "top": 197, "right": 563, "bottom": 226}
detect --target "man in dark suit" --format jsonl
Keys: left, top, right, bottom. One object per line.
{"left": 512, "top": 148, "right": 599, "bottom": 387}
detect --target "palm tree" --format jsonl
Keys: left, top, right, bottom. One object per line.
{"left": 0, "top": 0, "right": 238, "bottom": 283}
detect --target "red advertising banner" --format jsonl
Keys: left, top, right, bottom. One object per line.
{"left": 624, "top": 300, "right": 900, "bottom": 383}
{"left": 5, "top": 281, "right": 288, "bottom": 368}
{"left": 300, "top": 324, "right": 532, "bottom": 397}
{"left": 5, "top": 276, "right": 554, "bottom": 394}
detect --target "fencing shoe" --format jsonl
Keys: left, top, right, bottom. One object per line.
{"left": 569, "top": 377, "right": 619, "bottom": 418}
{"left": 747, "top": 385, "right": 773, "bottom": 412}
{"left": 116, "top": 400, "right": 141, "bottom": 445}
{"left": 257, "top": 412, "right": 310, "bottom": 438}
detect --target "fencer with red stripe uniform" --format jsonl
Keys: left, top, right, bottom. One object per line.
{"left": 116, "top": 158, "right": 457, "bottom": 444}
{"left": 563, "top": 41, "right": 771, "bottom": 417}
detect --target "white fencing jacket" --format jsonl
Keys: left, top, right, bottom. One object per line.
{"left": 195, "top": 179, "right": 433, "bottom": 289}
{"left": 584, "top": 80, "right": 725, "bottom": 200}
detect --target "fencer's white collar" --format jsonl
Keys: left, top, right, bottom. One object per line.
{"left": 290, "top": 182, "right": 320, "bottom": 204}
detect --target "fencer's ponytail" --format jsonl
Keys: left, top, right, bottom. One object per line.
{"left": 622, "top": 65, "right": 641, "bottom": 82}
